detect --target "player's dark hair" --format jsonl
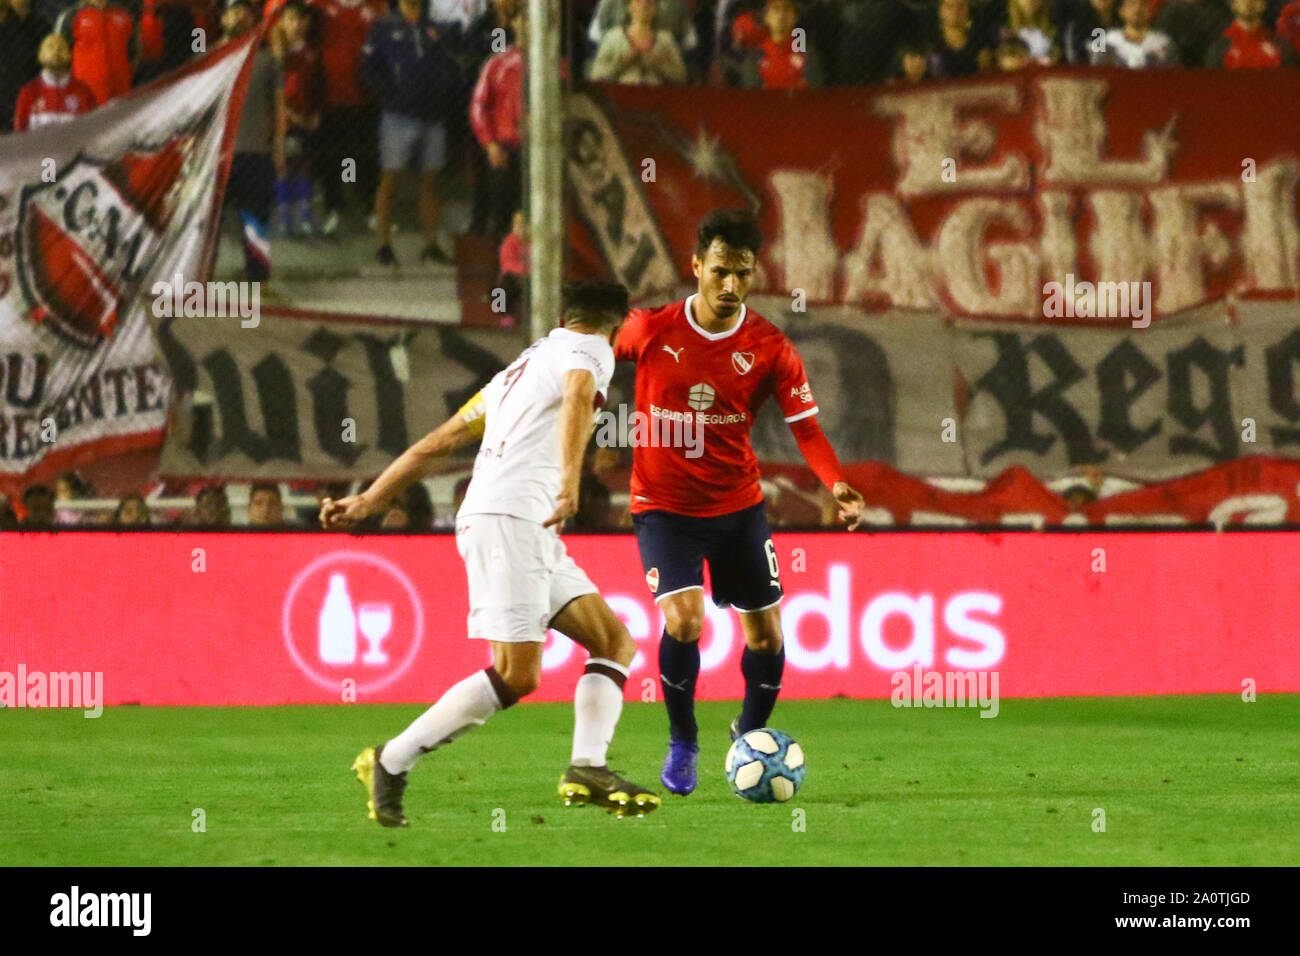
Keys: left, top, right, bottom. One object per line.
{"left": 562, "top": 281, "right": 629, "bottom": 330}
{"left": 696, "top": 208, "right": 764, "bottom": 257}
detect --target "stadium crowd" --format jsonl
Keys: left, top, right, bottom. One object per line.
{"left": 3, "top": 0, "right": 1298, "bottom": 187}
{"left": 1, "top": 0, "right": 1294, "bottom": 269}
{"left": 4, "top": 0, "right": 1299, "bottom": 122}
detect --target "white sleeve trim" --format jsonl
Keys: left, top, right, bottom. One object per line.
{"left": 784, "top": 406, "right": 819, "bottom": 424}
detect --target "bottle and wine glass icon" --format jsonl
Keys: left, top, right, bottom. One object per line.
{"left": 318, "top": 573, "right": 393, "bottom": 666}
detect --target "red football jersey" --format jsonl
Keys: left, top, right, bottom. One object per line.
{"left": 281, "top": 41, "right": 327, "bottom": 117}
{"left": 313, "top": 0, "right": 386, "bottom": 106}
{"left": 1281, "top": 2, "right": 1300, "bottom": 56}
{"left": 13, "top": 73, "right": 97, "bottom": 132}
{"left": 1222, "top": 24, "right": 1284, "bottom": 68}
{"left": 615, "top": 295, "right": 819, "bottom": 518}
{"left": 60, "top": 3, "right": 134, "bottom": 105}
{"left": 758, "top": 37, "right": 810, "bottom": 90}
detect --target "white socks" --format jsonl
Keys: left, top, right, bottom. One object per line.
{"left": 380, "top": 669, "right": 504, "bottom": 774}
{"left": 379, "top": 657, "right": 631, "bottom": 775}
{"left": 570, "top": 658, "right": 629, "bottom": 768}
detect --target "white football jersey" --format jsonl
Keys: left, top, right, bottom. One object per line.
{"left": 458, "top": 327, "right": 614, "bottom": 524}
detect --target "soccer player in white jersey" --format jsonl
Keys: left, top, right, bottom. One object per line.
{"left": 320, "top": 282, "right": 660, "bottom": 826}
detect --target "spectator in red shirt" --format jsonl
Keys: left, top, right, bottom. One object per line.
{"left": 274, "top": 0, "right": 326, "bottom": 236}
{"left": 1205, "top": 0, "right": 1295, "bottom": 65}
{"left": 469, "top": 8, "right": 522, "bottom": 240}
{"left": 740, "top": 0, "right": 822, "bottom": 89}
{"left": 55, "top": 0, "right": 137, "bottom": 105}
{"left": 310, "top": 0, "right": 386, "bottom": 236}
{"left": 1277, "top": 0, "right": 1300, "bottom": 55}
{"left": 134, "top": 0, "right": 194, "bottom": 84}
{"left": 458, "top": 0, "right": 518, "bottom": 236}
{"left": 0, "top": 0, "right": 53, "bottom": 132}
{"left": 729, "top": 2, "right": 765, "bottom": 57}
{"left": 13, "top": 32, "right": 96, "bottom": 130}
{"left": 495, "top": 208, "right": 528, "bottom": 325}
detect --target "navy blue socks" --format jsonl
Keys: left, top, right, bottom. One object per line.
{"left": 658, "top": 631, "right": 700, "bottom": 744}
{"left": 739, "top": 646, "right": 785, "bottom": 734}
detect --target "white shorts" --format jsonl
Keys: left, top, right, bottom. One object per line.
{"left": 455, "top": 513, "right": 598, "bottom": 643}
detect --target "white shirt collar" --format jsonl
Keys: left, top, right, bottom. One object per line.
{"left": 684, "top": 293, "right": 746, "bottom": 341}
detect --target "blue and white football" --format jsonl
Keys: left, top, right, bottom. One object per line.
{"left": 725, "top": 728, "right": 806, "bottom": 803}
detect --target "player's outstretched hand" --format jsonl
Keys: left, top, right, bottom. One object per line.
{"left": 543, "top": 487, "right": 579, "bottom": 529}
{"left": 832, "top": 481, "right": 866, "bottom": 530}
{"left": 319, "top": 495, "right": 372, "bottom": 531}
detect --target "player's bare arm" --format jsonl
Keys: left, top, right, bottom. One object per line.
{"left": 786, "top": 430, "right": 865, "bottom": 530}
{"left": 319, "top": 397, "right": 484, "bottom": 530}
{"left": 543, "top": 368, "right": 598, "bottom": 529}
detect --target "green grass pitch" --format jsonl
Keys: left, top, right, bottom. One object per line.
{"left": 3, "top": 696, "right": 1298, "bottom": 866}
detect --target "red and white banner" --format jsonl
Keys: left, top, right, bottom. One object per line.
{"left": 567, "top": 71, "right": 1300, "bottom": 486}
{"left": 568, "top": 71, "right": 1300, "bottom": 318}
{"left": 2, "top": 530, "right": 1295, "bottom": 706}
{"left": 766, "top": 456, "right": 1300, "bottom": 527}
{"left": 0, "top": 34, "right": 262, "bottom": 497}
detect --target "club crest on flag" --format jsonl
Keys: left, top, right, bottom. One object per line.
{"left": 15, "top": 139, "right": 190, "bottom": 349}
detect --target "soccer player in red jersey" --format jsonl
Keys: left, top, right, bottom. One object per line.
{"left": 615, "top": 208, "right": 865, "bottom": 794}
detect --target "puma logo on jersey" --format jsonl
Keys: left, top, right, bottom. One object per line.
{"left": 662, "top": 344, "right": 684, "bottom": 362}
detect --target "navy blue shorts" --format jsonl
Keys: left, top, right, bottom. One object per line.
{"left": 631, "top": 503, "right": 783, "bottom": 611}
